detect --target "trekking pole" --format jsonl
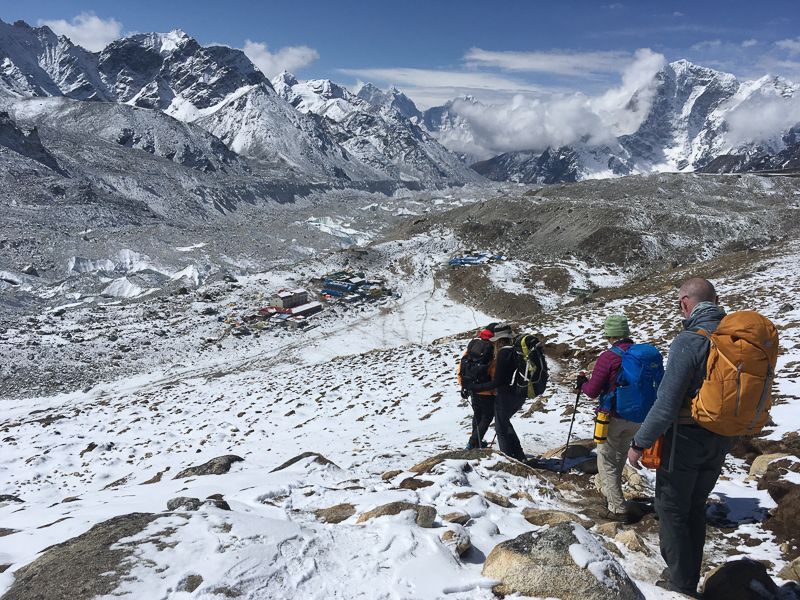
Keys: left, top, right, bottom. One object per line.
{"left": 559, "top": 373, "right": 584, "bottom": 480}
{"left": 488, "top": 432, "right": 497, "bottom": 448}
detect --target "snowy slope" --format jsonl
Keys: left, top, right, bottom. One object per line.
{"left": 1, "top": 228, "right": 799, "bottom": 598}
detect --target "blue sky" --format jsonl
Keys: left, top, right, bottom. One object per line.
{"left": 5, "top": 0, "right": 800, "bottom": 109}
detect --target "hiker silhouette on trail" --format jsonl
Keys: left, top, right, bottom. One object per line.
{"left": 576, "top": 315, "right": 661, "bottom": 522}
{"left": 463, "top": 326, "right": 528, "bottom": 462}
{"left": 459, "top": 323, "right": 499, "bottom": 450}
{"left": 627, "top": 277, "right": 778, "bottom": 598}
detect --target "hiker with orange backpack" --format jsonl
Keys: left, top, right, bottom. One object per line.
{"left": 627, "top": 278, "right": 778, "bottom": 599}
{"left": 575, "top": 315, "right": 663, "bottom": 522}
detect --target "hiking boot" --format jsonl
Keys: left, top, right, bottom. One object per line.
{"left": 599, "top": 508, "right": 629, "bottom": 522}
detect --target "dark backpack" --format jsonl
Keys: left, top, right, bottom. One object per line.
{"left": 606, "top": 344, "right": 664, "bottom": 423}
{"left": 510, "top": 334, "right": 549, "bottom": 398}
{"left": 458, "top": 338, "right": 494, "bottom": 388}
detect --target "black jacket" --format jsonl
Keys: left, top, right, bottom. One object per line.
{"left": 472, "top": 347, "right": 516, "bottom": 396}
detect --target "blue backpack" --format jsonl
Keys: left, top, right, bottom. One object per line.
{"left": 604, "top": 344, "right": 664, "bottom": 423}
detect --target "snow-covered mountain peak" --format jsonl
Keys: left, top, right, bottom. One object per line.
{"left": 355, "top": 82, "right": 386, "bottom": 105}
{"left": 272, "top": 70, "right": 299, "bottom": 88}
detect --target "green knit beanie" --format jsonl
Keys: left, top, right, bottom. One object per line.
{"left": 603, "top": 315, "right": 631, "bottom": 337}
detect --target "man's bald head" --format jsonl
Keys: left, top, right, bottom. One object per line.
{"left": 679, "top": 278, "right": 717, "bottom": 304}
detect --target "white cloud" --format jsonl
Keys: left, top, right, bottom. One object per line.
{"left": 691, "top": 39, "right": 722, "bottom": 51}
{"left": 339, "top": 67, "right": 544, "bottom": 95}
{"left": 591, "top": 48, "right": 667, "bottom": 135}
{"left": 462, "top": 48, "right": 631, "bottom": 76}
{"left": 38, "top": 12, "right": 123, "bottom": 52}
{"left": 776, "top": 36, "right": 800, "bottom": 56}
{"left": 673, "top": 11, "right": 684, "bottom": 17}
{"left": 742, "top": 39, "right": 758, "bottom": 47}
{"left": 243, "top": 40, "right": 319, "bottom": 78}
{"left": 725, "top": 87, "right": 800, "bottom": 146}
{"left": 423, "top": 49, "right": 667, "bottom": 160}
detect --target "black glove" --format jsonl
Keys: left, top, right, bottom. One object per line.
{"left": 575, "top": 374, "right": 588, "bottom": 391}
{"left": 460, "top": 388, "right": 471, "bottom": 399}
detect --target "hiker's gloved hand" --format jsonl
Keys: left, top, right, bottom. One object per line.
{"left": 460, "top": 388, "right": 471, "bottom": 399}
{"left": 575, "top": 374, "right": 588, "bottom": 391}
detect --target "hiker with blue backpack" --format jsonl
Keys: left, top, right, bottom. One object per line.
{"left": 575, "top": 315, "right": 664, "bottom": 521}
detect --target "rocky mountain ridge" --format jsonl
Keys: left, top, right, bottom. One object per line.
{"left": 0, "top": 19, "right": 480, "bottom": 187}
{"left": 437, "top": 60, "right": 800, "bottom": 184}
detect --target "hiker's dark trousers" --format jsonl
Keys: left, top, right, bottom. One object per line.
{"left": 494, "top": 393, "right": 526, "bottom": 460}
{"left": 469, "top": 393, "right": 495, "bottom": 448}
{"left": 655, "top": 424, "right": 731, "bottom": 598}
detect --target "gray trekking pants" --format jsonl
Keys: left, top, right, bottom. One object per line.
{"left": 597, "top": 416, "right": 641, "bottom": 513}
{"left": 656, "top": 423, "right": 731, "bottom": 598}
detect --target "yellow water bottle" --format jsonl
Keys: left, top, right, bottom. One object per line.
{"left": 594, "top": 410, "right": 611, "bottom": 444}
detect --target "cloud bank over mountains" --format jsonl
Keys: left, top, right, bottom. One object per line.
{"left": 38, "top": 12, "right": 124, "bottom": 52}
{"left": 433, "top": 49, "right": 668, "bottom": 161}
{"left": 242, "top": 41, "right": 319, "bottom": 79}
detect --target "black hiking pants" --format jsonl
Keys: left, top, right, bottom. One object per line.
{"left": 468, "top": 393, "right": 495, "bottom": 448}
{"left": 494, "top": 392, "right": 526, "bottom": 461}
{"left": 655, "top": 423, "right": 731, "bottom": 598}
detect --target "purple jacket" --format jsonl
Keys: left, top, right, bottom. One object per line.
{"left": 580, "top": 340, "right": 633, "bottom": 406}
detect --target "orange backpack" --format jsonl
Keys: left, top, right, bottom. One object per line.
{"left": 689, "top": 311, "right": 778, "bottom": 436}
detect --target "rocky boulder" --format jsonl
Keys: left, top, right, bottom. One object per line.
{"left": 356, "top": 502, "right": 436, "bottom": 528}
{"left": 172, "top": 455, "right": 244, "bottom": 479}
{"left": 521, "top": 508, "right": 594, "bottom": 529}
{"left": 748, "top": 453, "right": 790, "bottom": 478}
{"left": 410, "top": 448, "right": 541, "bottom": 479}
{"left": 543, "top": 439, "right": 595, "bottom": 460}
{"left": 441, "top": 526, "right": 471, "bottom": 557}
{"left": 702, "top": 558, "right": 781, "bottom": 600}
{"left": 270, "top": 452, "right": 338, "bottom": 473}
{"left": 314, "top": 503, "right": 356, "bottom": 524}
{"left": 779, "top": 557, "right": 800, "bottom": 582}
{"left": 0, "top": 513, "right": 160, "bottom": 600}
{"left": 481, "top": 522, "right": 640, "bottom": 600}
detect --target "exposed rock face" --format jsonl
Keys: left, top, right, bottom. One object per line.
{"left": 749, "top": 453, "right": 790, "bottom": 477}
{"left": 441, "top": 526, "right": 471, "bottom": 557}
{"left": 173, "top": 455, "right": 244, "bottom": 479}
{"left": 166, "top": 496, "right": 202, "bottom": 511}
{"left": 481, "top": 522, "right": 640, "bottom": 600}
{"left": 543, "top": 439, "right": 595, "bottom": 460}
{"left": 442, "top": 512, "right": 470, "bottom": 525}
{"left": 0, "top": 513, "right": 160, "bottom": 600}
{"left": 356, "top": 502, "right": 436, "bottom": 528}
{"left": 613, "top": 530, "right": 650, "bottom": 555}
{"left": 398, "top": 477, "right": 434, "bottom": 490}
{"left": 521, "top": 508, "right": 594, "bottom": 529}
{"left": 314, "top": 504, "right": 356, "bottom": 524}
{"left": 701, "top": 558, "right": 780, "bottom": 600}
{"left": 779, "top": 557, "right": 800, "bottom": 582}
{"left": 270, "top": 452, "right": 338, "bottom": 473}
{"left": 484, "top": 492, "right": 514, "bottom": 508}
{"left": 410, "top": 448, "right": 540, "bottom": 480}
{"left": 166, "top": 497, "right": 230, "bottom": 511}
{"left": 410, "top": 448, "right": 495, "bottom": 473}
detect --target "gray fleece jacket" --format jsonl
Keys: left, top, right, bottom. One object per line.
{"left": 634, "top": 302, "right": 726, "bottom": 449}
